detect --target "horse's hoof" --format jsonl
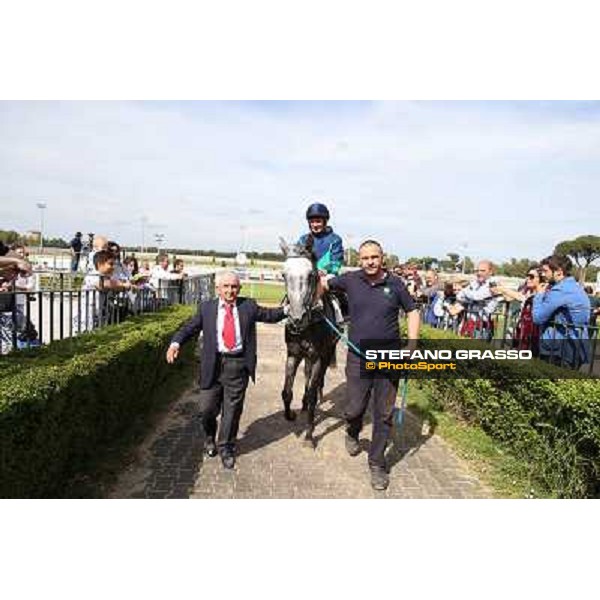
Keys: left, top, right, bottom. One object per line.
{"left": 301, "top": 404, "right": 308, "bottom": 412}
{"left": 284, "top": 409, "right": 296, "bottom": 421}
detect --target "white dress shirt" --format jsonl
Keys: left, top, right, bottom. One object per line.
{"left": 217, "top": 299, "right": 243, "bottom": 353}
{"left": 457, "top": 279, "right": 500, "bottom": 316}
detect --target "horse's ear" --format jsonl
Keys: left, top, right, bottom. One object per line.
{"left": 279, "top": 237, "right": 290, "bottom": 256}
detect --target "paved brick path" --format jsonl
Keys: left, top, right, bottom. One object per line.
{"left": 109, "top": 323, "right": 491, "bottom": 499}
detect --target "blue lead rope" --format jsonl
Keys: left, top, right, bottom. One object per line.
{"left": 322, "top": 315, "right": 409, "bottom": 432}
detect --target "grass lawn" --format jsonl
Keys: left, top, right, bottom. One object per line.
{"left": 407, "top": 384, "right": 549, "bottom": 498}
{"left": 241, "top": 281, "right": 285, "bottom": 305}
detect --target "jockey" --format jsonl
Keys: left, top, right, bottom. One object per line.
{"left": 298, "top": 202, "right": 345, "bottom": 322}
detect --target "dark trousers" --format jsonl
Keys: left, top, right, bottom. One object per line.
{"left": 345, "top": 352, "right": 399, "bottom": 468}
{"left": 198, "top": 355, "right": 249, "bottom": 456}
{"left": 71, "top": 254, "right": 80, "bottom": 272}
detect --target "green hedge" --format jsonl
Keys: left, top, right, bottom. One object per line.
{"left": 418, "top": 326, "right": 600, "bottom": 498}
{"left": 0, "top": 305, "right": 196, "bottom": 498}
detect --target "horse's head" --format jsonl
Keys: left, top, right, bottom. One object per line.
{"left": 280, "top": 237, "right": 318, "bottom": 327}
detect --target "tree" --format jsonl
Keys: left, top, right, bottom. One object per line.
{"left": 43, "top": 236, "right": 69, "bottom": 249}
{"left": 496, "top": 257, "right": 538, "bottom": 278}
{"left": 554, "top": 235, "right": 600, "bottom": 281}
{"left": 345, "top": 247, "right": 359, "bottom": 267}
{"left": 385, "top": 253, "right": 400, "bottom": 268}
{"left": 439, "top": 252, "right": 460, "bottom": 272}
{"left": 0, "top": 229, "right": 21, "bottom": 244}
{"left": 463, "top": 256, "right": 474, "bottom": 274}
{"left": 406, "top": 256, "right": 439, "bottom": 270}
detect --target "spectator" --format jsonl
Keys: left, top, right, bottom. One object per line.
{"left": 108, "top": 241, "right": 129, "bottom": 282}
{"left": 420, "top": 270, "right": 441, "bottom": 301}
{"left": 450, "top": 260, "right": 500, "bottom": 340}
{"left": 0, "top": 248, "right": 33, "bottom": 353}
{"left": 0, "top": 255, "right": 31, "bottom": 279}
{"left": 87, "top": 234, "right": 108, "bottom": 274}
{"left": 419, "top": 270, "right": 441, "bottom": 325}
{"left": 9, "top": 245, "right": 39, "bottom": 347}
{"left": 81, "top": 249, "right": 115, "bottom": 330}
{"left": 69, "top": 231, "right": 83, "bottom": 272}
{"left": 150, "top": 253, "right": 183, "bottom": 290}
{"left": 138, "top": 260, "right": 151, "bottom": 277}
{"left": 171, "top": 258, "right": 187, "bottom": 277}
{"left": 431, "top": 281, "right": 462, "bottom": 331}
{"left": 84, "top": 250, "right": 135, "bottom": 294}
{"left": 123, "top": 256, "right": 139, "bottom": 278}
{"left": 587, "top": 288, "right": 600, "bottom": 327}
{"left": 492, "top": 266, "right": 543, "bottom": 355}
{"left": 532, "top": 255, "right": 591, "bottom": 369}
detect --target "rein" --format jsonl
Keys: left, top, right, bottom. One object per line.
{"left": 284, "top": 263, "right": 322, "bottom": 334}
{"left": 322, "top": 315, "right": 410, "bottom": 432}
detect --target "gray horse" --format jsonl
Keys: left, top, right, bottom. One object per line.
{"left": 279, "top": 238, "right": 340, "bottom": 447}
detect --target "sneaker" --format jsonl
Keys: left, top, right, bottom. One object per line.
{"left": 345, "top": 434, "right": 361, "bottom": 457}
{"left": 370, "top": 466, "right": 389, "bottom": 491}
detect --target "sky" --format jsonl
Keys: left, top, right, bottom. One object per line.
{"left": 0, "top": 100, "right": 599, "bottom": 263}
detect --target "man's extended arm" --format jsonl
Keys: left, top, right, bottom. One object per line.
{"left": 167, "top": 305, "right": 205, "bottom": 363}
{"left": 254, "top": 303, "right": 287, "bottom": 323}
{"left": 532, "top": 289, "right": 563, "bottom": 325}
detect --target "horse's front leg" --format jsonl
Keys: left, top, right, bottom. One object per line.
{"left": 302, "top": 358, "right": 312, "bottom": 411}
{"left": 282, "top": 353, "right": 302, "bottom": 421}
{"left": 303, "top": 357, "right": 327, "bottom": 447}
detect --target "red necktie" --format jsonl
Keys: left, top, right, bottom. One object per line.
{"left": 222, "top": 303, "right": 236, "bottom": 350}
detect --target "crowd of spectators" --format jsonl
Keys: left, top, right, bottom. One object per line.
{"left": 3, "top": 231, "right": 600, "bottom": 369}
{"left": 394, "top": 255, "right": 598, "bottom": 370}
{"left": 2, "top": 231, "right": 190, "bottom": 350}
{"left": 1, "top": 240, "right": 38, "bottom": 351}
{"left": 80, "top": 236, "right": 187, "bottom": 330}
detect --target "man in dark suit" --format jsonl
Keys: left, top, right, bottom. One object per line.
{"left": 166, "top": 271, "right": 287, "bottom": 469}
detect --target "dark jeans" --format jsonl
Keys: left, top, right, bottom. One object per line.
{"left": 345, "top": 352, "right": 399, "bottom": 468}
{"left": 198, "top": 354, "right": 249, "bottom": 456}
{"left": 71, "top": 254, "right": 80, "bottom": 272}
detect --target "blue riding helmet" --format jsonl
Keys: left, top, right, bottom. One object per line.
{"left": 306, "top": 203, "right": 330, "bottom": 221}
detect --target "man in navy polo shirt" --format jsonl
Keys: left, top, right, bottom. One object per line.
{"left": 321, "top": 239, "right": 420, "bottom": 491}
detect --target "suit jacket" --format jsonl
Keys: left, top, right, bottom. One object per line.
{"left": 172, "top": 297, "right": 285, "bottom": 389}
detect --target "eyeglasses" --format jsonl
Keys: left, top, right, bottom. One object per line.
{"left": 527, "top": 273, "right": 538, "bottom": 279}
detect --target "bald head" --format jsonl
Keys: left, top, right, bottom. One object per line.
{"left": 476, "top": 260, "right": 494, "bottom": 283}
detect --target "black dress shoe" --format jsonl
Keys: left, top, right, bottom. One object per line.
{"left": 221, "top": 454, "right": 236, "bottom": 470}
{"left": 204, "top": 438, "right": 217, "bottom": 458}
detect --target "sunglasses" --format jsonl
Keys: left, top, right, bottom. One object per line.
{"left": 527, "top": 273, "right": 538, "bottom": 279}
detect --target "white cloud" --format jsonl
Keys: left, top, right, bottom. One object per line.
{"left": 0, "top": 100, "right": 599, "bottom": 262}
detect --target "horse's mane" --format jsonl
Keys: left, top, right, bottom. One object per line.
{"left": 280, "top": 236, "right": 316, "bottom": 266}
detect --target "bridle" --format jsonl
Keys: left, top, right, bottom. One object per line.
{"left": 283, "top": 254, "right": 321, "bottom": 334}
